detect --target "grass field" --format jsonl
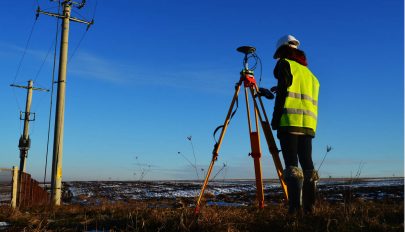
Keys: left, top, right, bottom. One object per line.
{"left": 0, "top": 178, "right": 403, "bottom": 231}
{"left": 0, "top": 198, "right": 403, "bottom": 231}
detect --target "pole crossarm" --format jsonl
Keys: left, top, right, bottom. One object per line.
{"left": 36, "top": 7, "right": 94, "bottom": 29}
{"left": 10, "top": 83, "right": 50, "bottom": 92}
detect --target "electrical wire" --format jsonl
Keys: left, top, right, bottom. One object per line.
{"left": 67, "top": 29, "right": 88, "bottom": 64}
{"left": 72, "top": 9, "right": 89, "bottom": 21}
{"left": 12, "top": 19, "right": 37, "bottom": 84}
{"left": 43, "top": 0, "right": 61, "bottom": 185}
{"left": 11, "top": 12, "right": 38, "bottom": 128}
{"left": 33, "top": 40, "right": 56, "bottom": 83}
{"left": 68, "top": 0, "right": 98, "bottom": 63}
{"left": 92, "top": 0, "right": 98, "bottom": 19}
{"left": 31, "top": 89, "right": 48, "bottom": 117}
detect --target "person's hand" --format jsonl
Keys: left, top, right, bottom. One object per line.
{"left": 270, "top": 86, "right": 277, "bottom": 94}
{"left": 258, "top": 88, "right": 274, "bottom": 99}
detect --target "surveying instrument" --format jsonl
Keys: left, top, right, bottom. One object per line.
{"left": 195, "top": 46, "right": 288, "bottom": 213}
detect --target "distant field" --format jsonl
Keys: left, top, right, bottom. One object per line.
{"left": 61, "top": 177, "right": 403, "bottom": 206}
{"left": 0, "top": 169, "right": 12, "bottom": 205}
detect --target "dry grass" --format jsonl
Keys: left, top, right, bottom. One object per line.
{"left": 0, "top": 199, "right": 403, "bottom": 231}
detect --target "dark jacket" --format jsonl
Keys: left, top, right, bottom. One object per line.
{"left": 271, "top": 45, "right": 315, "bottom": 137}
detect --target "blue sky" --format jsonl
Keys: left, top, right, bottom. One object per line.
{"left": 0, "top": 0, "right": 403, "bottom": 181}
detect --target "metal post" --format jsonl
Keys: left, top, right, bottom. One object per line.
{"left": 51, "top": 2, "right": 71, "bottom": 206}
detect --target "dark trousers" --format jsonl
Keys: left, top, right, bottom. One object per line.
{"left": 278, "top": 133, "right": 314, "bottom": 170}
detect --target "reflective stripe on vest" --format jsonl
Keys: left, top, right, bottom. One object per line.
{"left": 280, "top": 58, "right": 320, "bottom": 132}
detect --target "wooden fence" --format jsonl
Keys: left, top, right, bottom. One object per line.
{"left": 18, "top": 171, "right": 49, "bottom": 208}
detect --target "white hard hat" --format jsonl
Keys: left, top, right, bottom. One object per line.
{"left": 276, "top": 34, "right": 300, "bottom": 49}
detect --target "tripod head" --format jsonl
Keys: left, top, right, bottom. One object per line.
{"left": 236, "top": 46, "right": 256, "bottom": 55}
{"left": 236, "top": 46, "right": 274, "bottom": 100}
{"left": 237, "top": 46, "right": 256, "bottom": 70}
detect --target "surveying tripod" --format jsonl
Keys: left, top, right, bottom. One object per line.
{"left": 195, "top": 46, "right": 288, "bottom": 213}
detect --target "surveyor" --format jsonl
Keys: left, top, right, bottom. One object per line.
{"left": 270, "top": 35, "right": 320, "bottom": 214}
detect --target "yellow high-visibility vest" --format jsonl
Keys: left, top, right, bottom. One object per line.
{"left": 280, "top": 58, "right": 320, "bottom": 132}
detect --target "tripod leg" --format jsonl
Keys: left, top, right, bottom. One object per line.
{"left": 195, "top": 82, "right": 243, "bottom": 214}
{"left": 245, "top": 88, "right": 264, "bottom": 208}
{"left": 249, "top": 86, "right": 289, "bottom": 201}
{"left": 250, "top": 131, "right": 264, "bottom": 208}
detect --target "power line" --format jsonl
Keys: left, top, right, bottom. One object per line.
{"left": 92, "top": 0, "right": 98, "bottom": 19}
{"left": 43, "top": 0, "right": 61, "bottom": 185}
{"left": 68, "top": 0, "right": 98, "bottom": 63}
{"left": 72, "top": 9, "right": 89, "bottom": 21}
{"left": 33, "top": 40, "right": 55, "bottom": 83}
{"left": 68, "top": 29, "right": 88, "bottom": 63}
{"left": 11, "top": 13, "right": 39, "bottom": 113}
{"left": 12, "top": 19, "right": 37, "bottom": 84}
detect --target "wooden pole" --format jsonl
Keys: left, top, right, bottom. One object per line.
{"left": 51, "top": 2, "right": 71, "bottom": 206}
{"left": 36, "top": 0, "right": 93, "bottom": 207}
{"left": 19, "top": 80, "right": 33, "bottom": 172}
{"left": 11, "top": 166, "right": 18, "bottom": 209}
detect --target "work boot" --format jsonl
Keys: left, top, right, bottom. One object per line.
{"left": 303, "top": 169, "right": 319, "bottom": 214}
{"left": 283, "top": 166, "right": 304, "bottom": 214}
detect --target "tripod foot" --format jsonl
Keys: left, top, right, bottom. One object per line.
{"left": 194, "top": 206, "right": 200, "bottom": 215}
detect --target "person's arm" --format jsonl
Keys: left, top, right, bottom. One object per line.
{"left": 271, "top": 59, "right": 293, "bottom": 130}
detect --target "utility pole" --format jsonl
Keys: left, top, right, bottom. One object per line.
{"left": 10, "top": 80, "right": 49, "bottom": 173}
{"left": 37, "top": 0, "right": 93, "bottom": 206}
